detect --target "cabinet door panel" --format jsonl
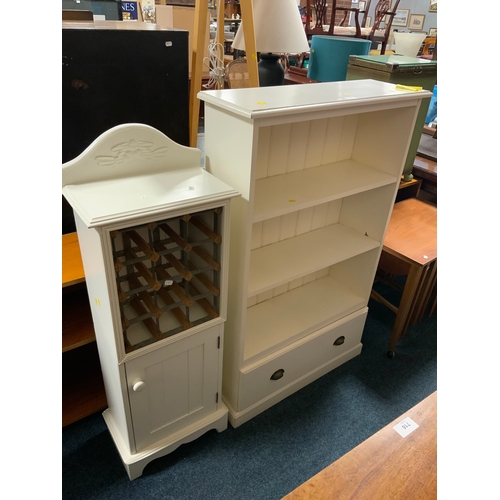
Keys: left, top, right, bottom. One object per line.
{"left": 126, "top": 326, "right": 220, "bottom": 451}
{"left": 238, "top": 309, "right": 367, "bottom": 410}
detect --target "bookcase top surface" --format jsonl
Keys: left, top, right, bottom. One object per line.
{"left": 198, "top": 79, "right": 431, "bottom": 119}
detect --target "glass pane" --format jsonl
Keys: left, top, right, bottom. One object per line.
{"left": 111, "top": 207, "right": 223, "bottom": 353}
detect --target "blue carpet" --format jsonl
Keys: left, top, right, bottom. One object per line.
{"left": 62, "top": 295, "right": 437, "bottom": 499}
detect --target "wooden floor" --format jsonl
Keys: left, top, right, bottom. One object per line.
{"left": 282, "top": 391, "right": 437, "bottom": 500}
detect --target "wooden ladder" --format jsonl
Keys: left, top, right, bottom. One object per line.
{"left": 189, "top": 0, "right": 259, "bottom": 147}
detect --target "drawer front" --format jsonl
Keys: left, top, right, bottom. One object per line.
{"left": 238, "top": 308, "right": 367, "bottom": 411}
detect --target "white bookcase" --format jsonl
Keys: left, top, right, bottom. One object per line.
{"left": 198, "top": 80, "right": 431, "bottom": 427}
{"left": 62, "top": 124, "right": 240, "bottom": 479}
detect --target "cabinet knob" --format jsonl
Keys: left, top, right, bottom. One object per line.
{"left": 132, "top": 380, "right": 146, "bottom": 392}
{"left": 333, "top": 336, "right": 345, "bottom": 346}
{"left": 270, "top": 369, "right": 285, "bottom": 381}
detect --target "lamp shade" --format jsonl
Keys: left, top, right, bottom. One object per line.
{"left": 232, "top": 0, "right": 309, "bottom": 54}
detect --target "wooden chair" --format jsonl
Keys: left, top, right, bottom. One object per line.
{"left": 224, "top": 58, "right": 251, "bottom": 89}
{"left": 303, "top": 0, "right": 399, "bottom": 55}
{"left": 364, "top": 0, "right": 400, "bottom": 55}
{"left": 305, "top": 0, "right": 369, "bottom": 40}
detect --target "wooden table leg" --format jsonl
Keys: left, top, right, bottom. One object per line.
{"left": 387, "top": 263, "right": 424, "bottom": 357}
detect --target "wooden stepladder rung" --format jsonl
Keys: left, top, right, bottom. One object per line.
{"left": 189, "top": 0, "right": 258, "bottom": 146}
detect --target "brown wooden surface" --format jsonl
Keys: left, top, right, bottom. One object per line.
{"left": 396, "top": 177, "right": 421, "bottom": 202}
{"left": 413, "top": 155, "right": 437, "bottom": 183}
{"left": 284, "top": 68, "right": 318, "bottom": 85}
{"left": 282, "top": 391, "right": 437, "bottom": 500}
{"left": 383, "top": 198, "right": 437, "bottom": 266}
{"left": 62, "top": 343, "right": 107, "bottom": 427}
{"left": 373, "top": 198, "right": 437, "bottom": 351}
{"left": 62, "top": 285, "right": 96, "bottom": 352}
{"left": 62, "top": 232, "right": 85, "bottom": 287}
{"left": 62, "top": 232, "right": 107, "bottom": 425}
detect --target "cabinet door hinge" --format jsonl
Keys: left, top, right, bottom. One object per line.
{"left": 216, "top": 392, "right": 219, "bottom": 403}
{"left": 217, "top": 336, "right": 221, "bottom": 348}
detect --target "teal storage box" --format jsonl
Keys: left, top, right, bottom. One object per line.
{"left": 346, "top": 55, "right": 437, "bottom": 181}
{"left": 307, "top": 36, "right": 371, "bottom": 82}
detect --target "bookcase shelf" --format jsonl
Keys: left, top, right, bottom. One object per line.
{"left": 62, "top": 233, "right": 105, "bottom": 426}
{"left": 245, "top": 274, "right": 366, "bottom": 364}
{"left": 199, "top": 79, "right": 431, "bottom": 427}
{"left": 253, "top": 159, "right": 397, "bottom": 223}
{"left": 248, "top": 223, "right": 379, "bottom": 297}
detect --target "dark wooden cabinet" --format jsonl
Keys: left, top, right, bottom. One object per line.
{"left": 62, "top": 21, "right": 189, "bottom": 233}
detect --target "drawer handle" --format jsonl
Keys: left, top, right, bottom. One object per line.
{"left": 333, "top": 336, "right": 345, "bottom": 346}
{"left": 270, "top": 369, "right": 285, "bottom": 381}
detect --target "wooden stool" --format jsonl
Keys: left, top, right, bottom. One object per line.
{"left": 370, "top": 198, "right": 437, "bottom": 357}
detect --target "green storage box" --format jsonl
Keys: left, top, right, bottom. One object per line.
{"left": 346, "top": 55, "right": 437, "bottom": 181}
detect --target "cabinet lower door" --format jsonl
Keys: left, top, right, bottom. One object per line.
{"left": 125, "top": 326, "right": 221, "bottom": 452}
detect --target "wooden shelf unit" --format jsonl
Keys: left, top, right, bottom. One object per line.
{"left": 62, "top": 232, "right": 107, "bottom": 426}
{"left": 198, "top": 79, "right": 431, "bottom": 427}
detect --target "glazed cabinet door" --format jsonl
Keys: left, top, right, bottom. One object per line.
{"left": 125, "top": 325, "right": 221, "bottom": 452}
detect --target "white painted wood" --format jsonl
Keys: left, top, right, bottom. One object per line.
{"left": 198, "top": 80, "right": 429, "bottom": 425}
{"left": 245, "top": 278, "right": 366, "bottom": 363}
{"left": 226, "top": 343, "right": 363, "bottom": 428}
{"left": 268, "top": 124, "right": 291, "bottom": 177}
{"left": 239, "top": 309, "right": 367, "bottom": 410}
{"left": 252, "top": 159, "right": 396, "bottom": 223}
{"left": 74, "top": 213, "right": 135, "bottom": 452}
{"left": 103, "top": 405, "right": 228, "bottom": 480}
{"left": 63, "top": 124, "right": 239, "bottom": 479}
{"left": 199, "top": 80, "right": 431, "bottom": 121}
{"left": 126, "top": 325, "right": 220, "bottom": 451}
{"left": 248, "top": 223, "right": 380, "bottom": 297}
{"left": 63, "top": 123, "right": 239, "bottom": 228}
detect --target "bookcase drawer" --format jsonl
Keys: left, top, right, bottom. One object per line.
{"left": 238, "top": 308, "right": 367, "bottom": 411}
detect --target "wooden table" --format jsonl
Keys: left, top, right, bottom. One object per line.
{"left": 371, "top": 198, "right": 437, "bottom": 356}
{"left": 282, "top": 391, "right": 437, "bottom": 500}
{"left": 284, "top": 67, "right": 318, "bottom": 85}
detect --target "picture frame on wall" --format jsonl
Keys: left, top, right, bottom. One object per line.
{"left": 392, "top": 9, "right": 410, "bottom": 27}
{"left": 409, "top": 14, "right": 426, "bottom": 31}
{"left": 429, "top": 0, "right": 437, "bottom": 13}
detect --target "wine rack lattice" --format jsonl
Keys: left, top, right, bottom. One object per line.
{"left": 111, "top": 207, "right": 223, "bottom": 353}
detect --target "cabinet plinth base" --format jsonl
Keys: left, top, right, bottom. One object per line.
{"left": 225, "top": 343, "right": 362, "bottom": 428}
{"left": 103, "top": 406, "right": 228, "bottom": 480}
